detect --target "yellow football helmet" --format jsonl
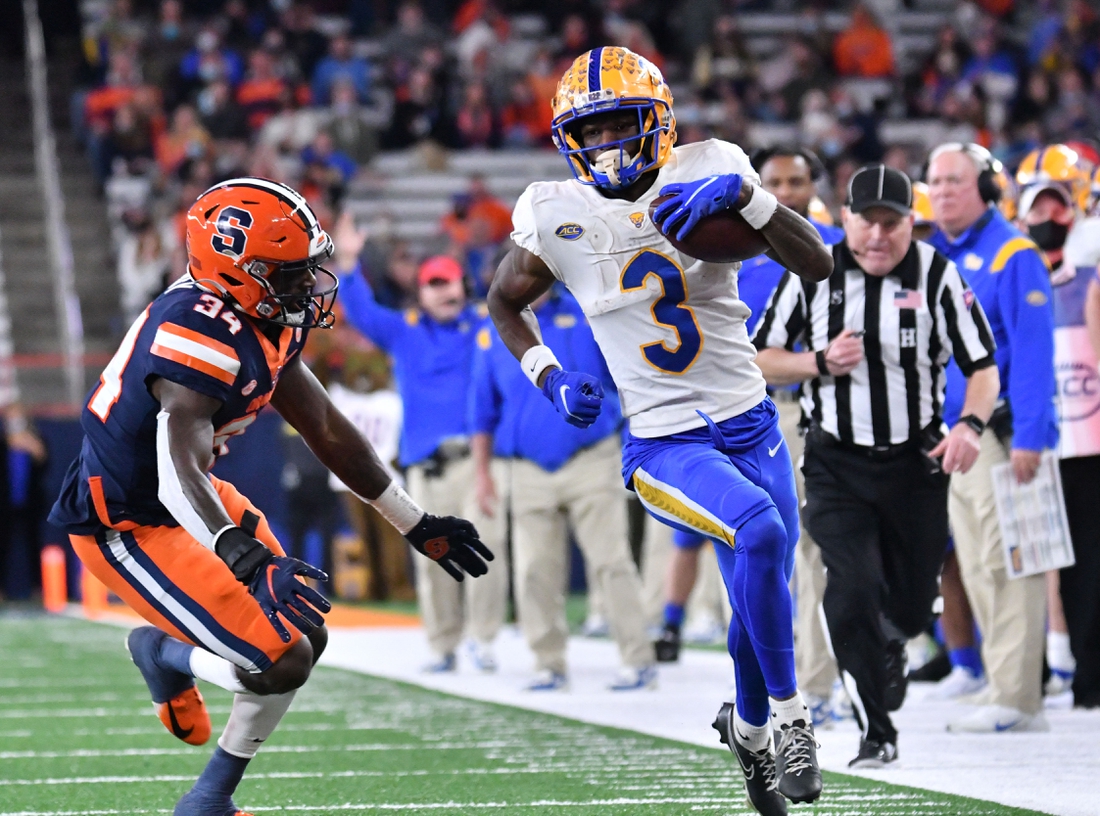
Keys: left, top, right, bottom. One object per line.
{"left": 807, "top": 196, "right": 834, "bottom": 226}
{"left": 911, "top": 182, "right": 934, "bottom": 226}
{"left": 1015, "top": 145, "right": 1090, "bottom": 215}
{"left": 551, "top": 47, "right": 676, "bottom": 189}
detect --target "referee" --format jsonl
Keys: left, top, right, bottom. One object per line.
{"left": 752, "top": 165, "right": 1000, "bottom": 769}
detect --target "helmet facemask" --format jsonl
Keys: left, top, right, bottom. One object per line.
{"left": 554, "top": 99, "right": 671, "bottom": 190}
{"left": 238, "top": 242, "right": 338, "bottom": 329}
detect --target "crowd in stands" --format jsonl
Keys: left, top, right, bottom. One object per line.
{"left": 66, "top": 0, "right": 1100, "bottom": 319}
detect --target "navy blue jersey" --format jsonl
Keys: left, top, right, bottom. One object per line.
{"left": 49, "top": 276, "right": 308, "bottom": 534}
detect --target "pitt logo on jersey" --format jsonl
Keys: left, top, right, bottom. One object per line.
{"left": 629, "top": 212, "right": 646, "bottom": 229}
{"left": 555, "top": 223, "right": 585, "bottom": 240}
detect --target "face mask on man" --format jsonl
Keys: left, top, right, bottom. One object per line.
{"left": 1028, "top": 220, "right": 1069, "bottom": 251}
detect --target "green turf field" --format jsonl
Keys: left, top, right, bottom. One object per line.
{"left": 0, "top": 614, "right": 1045, "bottom": 816}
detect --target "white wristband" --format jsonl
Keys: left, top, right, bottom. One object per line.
{"left": 366, "top": 481, "right": 424, "bottom": 535}
{"left": 739, "top": 186, "right": 779, "bottom": 230}
{"left": 520, "top": 344, "right": 561, "bottom": 387}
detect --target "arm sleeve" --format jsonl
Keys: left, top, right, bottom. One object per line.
{"left": 751, "top": 271, "right": 806, "bottom": 351}
{"left": 937, "top": 261, "right": 997, "bottom": 377}
{"left": 146, "top": 300, "right": 244, "bottom": 405}
{"left": 337, "top": 262, "right": 408, "bottom": 353}
{"left": 468, "top": 325, "right": 502, "bottom": 435}
{"left": 997, "top": 248, "right": 1058, "bottom": 451}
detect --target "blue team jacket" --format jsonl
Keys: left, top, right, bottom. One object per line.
{"left": 468, "top": 291, "right": 622, "bottom": 472}
{"left": 739, "top": 219, "right": 844, "bottom": 335}
{"left": 339, "top": 264, "right": 481, "bottom": 467}
{"left": 929, "top": 209, "right": 1058, "bottom": 451}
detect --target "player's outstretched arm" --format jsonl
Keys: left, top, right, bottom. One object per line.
{"left": 487, "top": 247, "right": 604, "bottom": 428}
{"left": 271, "top": 358, "right": 494, "bottom": 581}
{"left": 152, "top": 378, "right": 330, "bottom": 641}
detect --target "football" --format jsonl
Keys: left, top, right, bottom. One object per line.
{"left": 648, "top": 193, "right": 771, "bottom": 263}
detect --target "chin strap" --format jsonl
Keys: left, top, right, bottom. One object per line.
{"left": 593, "top": 149, "right": 640, "bottom": 188}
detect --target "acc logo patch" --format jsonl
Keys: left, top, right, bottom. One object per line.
{"left": 1026, "top": 289, "right": 1048, "bottom": 306}
{"left": 555, "top": 223, "right": 585, "bottom": 240}
{"left": 963, "top": 253, "right": 983, "bottom": 271}
{"left": 629, "top": 212, "right": 646, "bottom": 229}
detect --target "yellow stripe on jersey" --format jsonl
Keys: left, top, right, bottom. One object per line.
{"left": 990, "top": 237, "right": 1049, "bottom": 273}
{"left": 632, "top": 467, "right": 735, "bottom": 547}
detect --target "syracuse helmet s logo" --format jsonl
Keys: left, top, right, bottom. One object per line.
{"left": 555, "top": 223, "right": 585, "bottom": 240}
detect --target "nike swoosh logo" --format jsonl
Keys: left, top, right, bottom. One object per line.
{"left": 267, "top": 563, "right": 278, "bottom": 597}
{"left": 560, "top": 384, "right": 574, "bottom": 416}
{"left": 994, "top": 720, "right": 1020, "bottom": 732}
{"left": 165, "top": 701, "right": 193, "bottom": 741}
{"left": 768, "top": 442, "right": 782, "bottom": 457}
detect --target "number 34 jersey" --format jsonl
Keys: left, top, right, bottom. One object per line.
{"left": 511, "top": 139, "right": 768, "bottom": 438}
{"left": 49, "top": 276, "right": 307, "bottom": 534}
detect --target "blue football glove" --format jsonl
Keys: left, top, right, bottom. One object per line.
{"left": 652, "top": 174, "right": 745, "bottom": 242}
{"left": 214, "top": 525, "right": 331, "bottom": 643}
{"left": 541, "top": 368, "right": 604, "bottom": 428}
{"left": 248, "top": 555, "right": 332, "bottom": 643}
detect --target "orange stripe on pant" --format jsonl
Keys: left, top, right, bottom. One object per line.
{"left": 71, "top": 476, "right": 301, "bottom": 671}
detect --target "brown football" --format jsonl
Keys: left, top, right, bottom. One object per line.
{"left": 648, "top": 193, "right": 771, "bottom": 263}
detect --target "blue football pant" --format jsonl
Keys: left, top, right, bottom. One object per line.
{"left": 632, "top": 427, "right": 800, "bottom": 726}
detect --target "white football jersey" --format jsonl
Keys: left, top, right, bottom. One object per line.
{"left": 511, "top": 139, "right": 768, "bottom": 437}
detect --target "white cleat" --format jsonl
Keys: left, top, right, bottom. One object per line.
{"left": 947, "top": 704, "right": 1050, "bottom": 733}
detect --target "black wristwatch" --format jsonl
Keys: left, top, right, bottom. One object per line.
{"left": 958, "top": 414, "right": 986, "bottom": 436}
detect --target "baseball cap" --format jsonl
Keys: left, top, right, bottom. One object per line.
{"left": 846, "top": 164, "right": 912, "bottom": 215}
{"left": 1017, "top": 183, "right": 1073, "bottom": 219}
{"left": 417, "top": 255, "right": 464, "bottom": 287}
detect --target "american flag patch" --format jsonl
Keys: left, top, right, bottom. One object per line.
{"left": 893, "top": 289, "right": 923, "bottom": 309}
{"left": 963, "top": 288, "right": 975, "bottom": 310}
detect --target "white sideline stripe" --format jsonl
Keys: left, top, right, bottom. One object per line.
{"left": 151, "top": 327, "right": 240, "bottom": 378}
{"left": 104, "top": 531, "right": 259, "bottom": 671}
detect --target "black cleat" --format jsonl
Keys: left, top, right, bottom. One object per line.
{"left": 774, "top": 718, "right": 822, "bottom": 804}
{"left": 653, "top": 624, "right": 681, "bottom": 663}
{"left": 884, "top": 640, "right": 909, "bottom": 712}
{"left": 848, "top": 736, "right": 898, "bottom": 769}
{"left": 712, "top": 703, "right": 787, "bottom": 816}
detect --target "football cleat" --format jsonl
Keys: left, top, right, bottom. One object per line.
{"left": 608, "top": 664, "right": 657, "bottom": 691}
{"left": 127, "top": 627, "right": 211, "bottom": 746}
{"left": 653, "top": 624, "right": 681, "bottom": 663}
{"left": 774, "top": 717, "right": 822, "bottom": 804}
{"left": 713, "top": 702, "right": 787, "bottom": 816}
{"left": 525, "top": 670, "right": 569, "bottom": 692}
{"left": 848, "top": 737, "right": 898, "bottom": 769}
{"left": 421, "top": 652, "right": 456, "bottom": 674}
{"left": 173, "top": 789, "right": 252, "bottom": 816}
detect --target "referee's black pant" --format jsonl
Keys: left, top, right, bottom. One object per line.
{"left": 802, "top": 434, "right": 950, "bottom": 745}
{"left": 1059, "top": 455, "right": 1100, "bottom": 708}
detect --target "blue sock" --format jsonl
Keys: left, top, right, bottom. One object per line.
{"left": 194, "top": 746, "right": 250, "bottom": 799}
{"left": 159, "top": 636, "right": 197, "bottom": 677}
{"left": 949, "top": 646, "right": 983, "bottom": 678}
{"left": 663, "top": 603, "right": 685, "bottom": 629}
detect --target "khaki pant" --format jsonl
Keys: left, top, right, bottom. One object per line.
{"left": 777, "top": 398, "right": 835, "bottom": 699}
{"left": 511, "top": 435, "right": 654, "bottom": 674}
{"left": 639, "top": 515, "right": 729, "bottom": 630}
{"left": 949, "top": 431, "right": 1047, "bottom": 714}
{"left": 407, "top": 456, "right": 510, "bottom": 658}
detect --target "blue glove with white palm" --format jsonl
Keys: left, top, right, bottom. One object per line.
{"left": 541, "top": 368, "right": 604, "bottom": 428}
{"left": 652, "top": 174, "right": 745, "bottom": 242}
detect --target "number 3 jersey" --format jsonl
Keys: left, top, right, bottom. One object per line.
{"left": 511, "top": 139, "right": 768, "bottom": 438}
{"left": 49, "top": 276, "right": 307, "bottom": 534}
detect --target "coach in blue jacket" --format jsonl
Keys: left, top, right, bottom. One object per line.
{"left": 470, "top": 287, "right": 656, "bottom": 691}
{"left": 927, "top": 143, "right": 1058, "bottom": 734}
{"left": 336, "top": 218, "right": 507, "bottom": 675}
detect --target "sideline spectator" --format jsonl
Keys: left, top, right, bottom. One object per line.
{"left": 470, "top": 287, "right": 656, "bottom": 691}
{"left": 335, "top": 216, "right": 509, "bottom": 673}
{"left": 312, "top": 33, "right": 372, "bottom": 106}
{"left": 927, "top": 143, "right": 1057, "bottom": 733}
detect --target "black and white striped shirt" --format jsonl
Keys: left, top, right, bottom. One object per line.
{"left": 752, "top": 241, "right": 996, "bottom": 447}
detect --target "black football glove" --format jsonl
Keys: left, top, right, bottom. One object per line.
{"left": 214, "top": 525, "right": 332, "bottom": 643}
{"left": 405, "top": 514, "right": 493, "bottom": 582}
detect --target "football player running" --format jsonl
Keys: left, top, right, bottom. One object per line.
{"left": 49, "top": 178, "right": 492, "bottom": 816}
{"left": 487, "top": 48, "right": 832, "bottom": 813}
